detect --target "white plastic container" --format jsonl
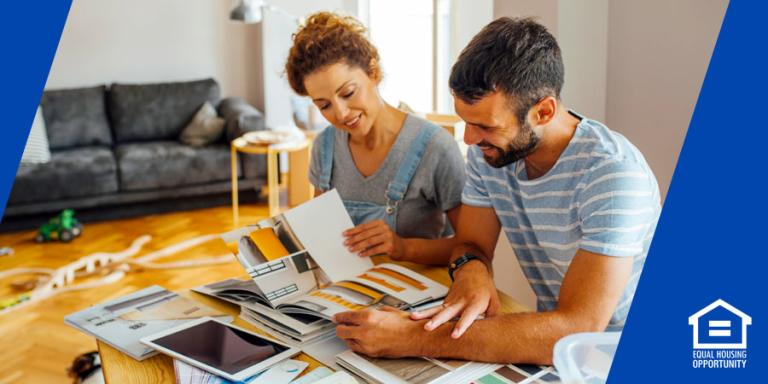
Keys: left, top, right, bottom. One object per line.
{"left": 552, "top": 332, "right": 621, "bottom": 384}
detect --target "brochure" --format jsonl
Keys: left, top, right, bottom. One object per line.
{"left": 192, "top": 278, "right": 335, "bottom": 345}
{"left": 335, "top": 350, "right": 500, "bottom": 384}
{"left": 65, "top": 285, "right": 231, "bottom": 361}
{"left": 215, "top": 190, "right": 448, "bottom": 332}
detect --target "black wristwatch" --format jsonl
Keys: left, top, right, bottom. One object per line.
{"left": 448, "top": 253, "right": 483, "bottom": 281}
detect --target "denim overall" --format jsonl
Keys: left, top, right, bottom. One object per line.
{"left": 317, "top": 123, "right": 439, "bottom": 233}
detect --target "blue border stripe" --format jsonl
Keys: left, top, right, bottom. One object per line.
{"left": 0, "top": 2, "right": 72, "bottom": 220}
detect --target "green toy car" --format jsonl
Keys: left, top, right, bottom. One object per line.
{"left": 35, "top": 209, "right": 83, "bottom": 243}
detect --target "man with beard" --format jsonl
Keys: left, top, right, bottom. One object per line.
{"left": 333, "top": 17, "right": 661, "bottom": 364}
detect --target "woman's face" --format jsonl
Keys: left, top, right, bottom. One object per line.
{"left": 303, "top": 62, "right": 382, "bottom": 137}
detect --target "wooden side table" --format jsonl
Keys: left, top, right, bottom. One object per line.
{"left": 230, "top": 135, "right": 313, "bottom": 226}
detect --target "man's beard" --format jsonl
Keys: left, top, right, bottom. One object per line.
{"left": 479, "top": 121, "right": 539, "bottom": 168}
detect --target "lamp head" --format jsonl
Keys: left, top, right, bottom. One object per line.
{"left": 230, "top": 0, "right": 264, "bottom": 23}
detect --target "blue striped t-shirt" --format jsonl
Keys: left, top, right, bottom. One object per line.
{"left": 462, "top": 116, "right": 661, "bottom": 330}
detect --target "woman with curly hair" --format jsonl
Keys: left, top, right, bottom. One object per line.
{"left": 285, "top": 12, "right": 465, "bottom": 265}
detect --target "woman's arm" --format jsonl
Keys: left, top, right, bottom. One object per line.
{"left": 344, "top": 205, "right": 462, "bottom": 266}
{"left": 399, "top": 205, "right": 461, "bottom": 265}
{"left": 399, "top": 128, "right": 467, "bottom": 265}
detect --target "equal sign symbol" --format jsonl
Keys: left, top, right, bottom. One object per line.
{"left": 708, "top": 320, "right": 732, "bottom": 337}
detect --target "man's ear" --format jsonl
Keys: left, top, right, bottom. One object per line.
{"left": 532, "top": 96, "right": 558, "bottom": 126}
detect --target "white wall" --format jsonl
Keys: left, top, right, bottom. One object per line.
{"left": 493, "top": 0, "right": 558, "bottom": 34}
{"left": 48, "top": 0, "right": 256, "bottom": 103}
{"left": 558, "top": 0, "right": 608, "bottom": 122}
{"left": 46, "top": 0, "right": 350, "bottom": 109}
{"left": 605, "top": 0, "right": 728, "bottom": 200}
{"left": 451, "top": 0, "right": 493, "bottom": 62}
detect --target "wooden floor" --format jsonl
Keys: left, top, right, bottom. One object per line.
{"left": 0, "top": 203, "right": 270, "bottom": 384}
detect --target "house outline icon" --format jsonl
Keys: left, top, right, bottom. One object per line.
{"left": 688, "top": 299, "right": 751, "bottom": 349}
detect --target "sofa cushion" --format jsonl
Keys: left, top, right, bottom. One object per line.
{"left": 179, "top": 102, "right": 226, "bottom": 147}
{"left": 109, "top": 78, "right": 221, "bottom": 143}
{"left": 116, "top": 142, "right": 233, "bottom": 191}
{"left": 21, "top": 106, "right": 52, "bottom": 164}
{"left": 9, "top": 147, "right": 118, "bottom": 204}
{"left": 40, "top": 85, "right": 112, "bottom": 150}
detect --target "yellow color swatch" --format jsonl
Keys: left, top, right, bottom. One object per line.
{"left": 370, "top": 267, "right": 428, "bottom": 291}
{"left": 310, "top": 291, "right": 365, "bottom": 310}
{"left": 358, "top": 273, "right": 405, "bottom": 292}
{"left": 249, "top": 227, "right": 289, "bottom": 261}
{"left": 335, "top": 281, "right": 384, "bottom": 301}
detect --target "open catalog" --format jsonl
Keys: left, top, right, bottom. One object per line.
{"left": 65, "top": 285, "right": 231, "bottom": 361}
{"left": 335, "top": 352, "right": 502, "bottom": 384}
{"left": 194, "top": 190, "right": 447, "bottom": 346}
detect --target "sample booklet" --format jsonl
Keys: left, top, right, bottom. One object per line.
{"left": 210, "top": 190, "right": 448, "bottom": 344}
{"left": 473, "top": 363, "right": 562, "bottom": 384}
{"left": 193, "top": 278, "right": 336, "bottom": 346}
{"left": 65, "top": 285, "right": 231, "bottom": 360}
{"left": 174, "top": 359, "right": 232, "bottom": 384}
{"left": 336, "top": 350, "right": 500, "bottom": 384}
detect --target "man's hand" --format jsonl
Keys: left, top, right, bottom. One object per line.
{"left": 411, "top": 260, "right": 500, "bottom": 338}
{"left": 333, "top": 307, "right": 423, "bottom": 358}
{"left": 343, "top": 220, "right": 406, "bottom": 260}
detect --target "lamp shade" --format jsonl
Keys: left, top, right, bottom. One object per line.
{"left": 230, "top": 0, "right": 263, "bottom": 23}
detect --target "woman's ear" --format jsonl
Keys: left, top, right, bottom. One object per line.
{"left": 368, "top": 58, "right": 382, "bottom": 84}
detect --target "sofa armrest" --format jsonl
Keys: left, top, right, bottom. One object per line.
{"left": 218, "top": 97, "right": 266, "bottom": 142}
{"left": 218, "top": 97, "right": 267, "bottom": 181}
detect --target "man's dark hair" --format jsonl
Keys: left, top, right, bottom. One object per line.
{"left": 449, "top": 17, "right": 564, "bottom": 124}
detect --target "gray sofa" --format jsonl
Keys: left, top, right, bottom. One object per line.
{"left": 1, "top": 78, "right": 266, "bottom": 231}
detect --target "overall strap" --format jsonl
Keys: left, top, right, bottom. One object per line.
{"left": 386, "top": 122, "right": 439, "bottom": 203}
{"left": 317, "top": 125, "right": 336, "bottom": 191}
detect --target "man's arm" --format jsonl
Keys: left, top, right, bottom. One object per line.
{"left": 336, "top": 249, "right": 633, "bottom": 364}
{"left": 448, "top": 204, "right": 500, "bottom": 264}
{"left": 411, "top": 204, "right": 502, "bottom": 336}
{"left": 413, "top": 249, "right": 632, "bottom": 364}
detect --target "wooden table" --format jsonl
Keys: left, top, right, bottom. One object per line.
{"left": 230, "top": 135, "right": 315, "bottom": 226}
{"left": 97, "top": 259, "right": 529, "bottom": 383}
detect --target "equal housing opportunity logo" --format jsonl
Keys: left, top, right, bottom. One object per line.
{"left": 688, "top": 299, "right": 751, "bottom": 368}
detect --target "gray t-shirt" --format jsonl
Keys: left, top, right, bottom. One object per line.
{"left": 309, "top": 114, "right": 465, "bottom": 239}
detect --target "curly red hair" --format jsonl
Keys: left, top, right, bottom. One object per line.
{"left": 285, "top": 12, "right": 381, "bottom": 96}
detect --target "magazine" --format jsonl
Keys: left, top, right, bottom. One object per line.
{"left": 173, "top": 358, "right": 314, "bottom": 384}
{"left": 65, "top": 285, "right": 231, "bottom": 360}
{"left": 174, "top": 359, "right": 232, "bottom": 384}
{"left": 216, "top": 190, "right": 448, "bottom": 328}
{"left": 192, "top": 278, "right": 336, "bottom": 345}
{"left": 335, "top": 350, "right": 500, "bottom": 384}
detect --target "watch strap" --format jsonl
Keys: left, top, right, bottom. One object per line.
{"left": 449, "top": 253, "right": 482, "bottom": 281}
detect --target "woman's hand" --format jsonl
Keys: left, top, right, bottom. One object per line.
{"left": 343, "top": 219, "right": 406, "bottom": 260}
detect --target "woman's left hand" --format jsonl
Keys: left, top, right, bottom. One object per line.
{"left": 343, "top": 219, "right": 406, "bottom": 260}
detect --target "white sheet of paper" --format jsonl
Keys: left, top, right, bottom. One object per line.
{"left": 283, "top": 189, "right": 373, "bottom": 282}
{"left": 302, "top": 336, "right": 347, "bottom": 371}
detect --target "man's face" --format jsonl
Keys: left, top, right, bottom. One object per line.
{"left": 454, "top": 92, "right": 539, "bottom": 168}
